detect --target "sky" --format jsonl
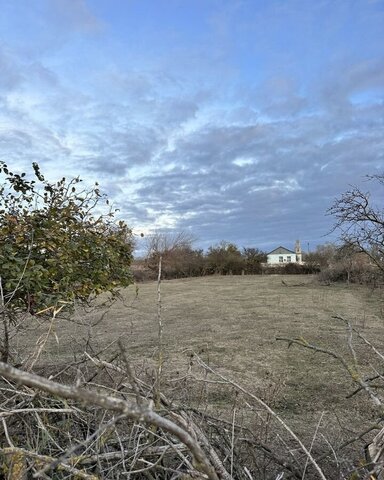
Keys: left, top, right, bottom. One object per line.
{"left": 0, "top": 0, "right": 383, "bottom": 255}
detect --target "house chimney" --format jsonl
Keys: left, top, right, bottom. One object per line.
{"left": 295, "top": 240, "right": 302, "bottom": 264}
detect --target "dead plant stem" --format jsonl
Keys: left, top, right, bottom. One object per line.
{"left": 155, "top": 255, "right": 163, "bottom": 410}
{"left": 195, "top": 354, "right": 327, "bottom": 480}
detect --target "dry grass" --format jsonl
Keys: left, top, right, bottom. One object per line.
{"left": 18, "top": 275, "right": 384, "bottom": 448}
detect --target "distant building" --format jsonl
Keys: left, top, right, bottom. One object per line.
{"left": 267, "top": 240, "right": 303, "bottom": 265}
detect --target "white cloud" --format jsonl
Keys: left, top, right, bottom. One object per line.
{"left": 0, "top": 0, "right": 383, "bottom": 251}
{"left": 232, "top": 157, "right": 255, "bottom": 167}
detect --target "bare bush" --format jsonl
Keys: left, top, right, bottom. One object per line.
{"left": 145, "top": 231, "right": 205, "bottom": 279}
{"left": 328, "top": 173, "right": 384, "bottom": 276}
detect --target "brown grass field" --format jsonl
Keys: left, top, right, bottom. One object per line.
{"left": 18, "top": 274, "right": 384, "bottom": 472}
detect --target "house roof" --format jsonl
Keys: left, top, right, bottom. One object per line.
{"left": 267, "top": 246, "right": 295, "bottom": 255}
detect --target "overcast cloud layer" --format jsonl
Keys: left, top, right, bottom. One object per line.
{"left": 0, "top": 0, "right": 383, "bottom": 253}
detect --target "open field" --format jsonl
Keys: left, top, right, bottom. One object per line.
{"left": 23, "top": 275, "right": 384, "bottom": 419}
{"left": 17, "top": 274, "right": 384, "bottom": 474}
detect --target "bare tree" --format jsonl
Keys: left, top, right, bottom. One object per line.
{"left": 145, "top": 231, "right": 195, "bottom": 259}
{"left": 145, "top": 231, "right": 202, "bottom": 278}
{"left": 304, "top": 243, "right": 338, "bottom": 269}
{"left": 328, "top": 173, "right": 384, "bottom": 274}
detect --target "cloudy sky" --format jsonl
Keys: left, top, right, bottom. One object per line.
{"left": 0, "top": 0, "right": 383, "bottom": 254}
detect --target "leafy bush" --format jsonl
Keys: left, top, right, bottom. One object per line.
{"left": 0, "top": 162, "right": 134, "bottom": 318}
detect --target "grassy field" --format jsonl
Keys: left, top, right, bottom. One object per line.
{"left": 19, "top": 274, "right": 384, "bottom": 463}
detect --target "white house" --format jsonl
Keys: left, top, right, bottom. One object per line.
{"left": 267, "top": 241, "right": 303, "bottom": 265}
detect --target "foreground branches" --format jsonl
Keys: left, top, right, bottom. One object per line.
{"left": 0, "top": 360, "right": 219, "bottom": 480}
{"left": 277, "top": 314, "right": 384, "bottom": 479}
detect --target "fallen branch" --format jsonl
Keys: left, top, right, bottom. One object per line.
{"left": 0, "top": 361, "right": 219, "bottom": 480}
{"left": 315, "top": 423, "right": 381, "bottom": 463}
{"left": 0, "top": 407, "right": 74, "bottom": 417}
{"left": 86, "top": 352, "right": 232, "bottom": 479}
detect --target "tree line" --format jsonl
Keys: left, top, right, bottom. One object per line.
{"left": 139, "top": 233, "right": 323, "bottom": 280}
{"left": 138, "top": 235, "right": 384, "bottom": 283}
{"left": 141, "top": 235, "right": 268, "bottom": 279}
{"left": 139, "top": 173, "right": 384, "bottom": 283}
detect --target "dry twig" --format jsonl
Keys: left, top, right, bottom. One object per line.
{"left": 0, "top": 361, "right": 220, "bottom": 480}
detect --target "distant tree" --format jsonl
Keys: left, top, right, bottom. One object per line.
{"left": 334, "top": 243, "right": 364, "bottom": 283}
{"left": 303, "top": 243, "right": 338, "bottom": 269}
{"left": 328, "top": 174, "right": 384, "bottom": 274}
{"left": 206, "top": 241, "right": 244, "bottom": 275}
{"left": 167, "top": 246, "right": 205, "bottom": 278}
{"left": 0, "top": 162, "right": 134, "bottom": 362}
{"left": 242, "top": 247, "right": 267, "bottom": 274}
{"left": 145, "top": 231, "right": 201, "bottom": 278}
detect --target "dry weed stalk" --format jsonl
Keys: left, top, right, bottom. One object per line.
{"left": 193, "top": 354, "right": 327, "bottom": 480}
{"left": 155, "top": 255, "right": 163, "bottom": 410}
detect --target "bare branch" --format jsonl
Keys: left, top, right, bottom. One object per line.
{"left": 0, "top": 446, "right": 98, "bottom": 479}
{"left": 194, "top": 354, "right": 327, "bottom": 480}
{"left": 276, "top": 336, "right": 383, "bottom": 406}
{"left": 0, "top": 361, "right": 219, "bottom": 480}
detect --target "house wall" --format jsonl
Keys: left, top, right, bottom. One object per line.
{"left": 267, "top": 253, "right": 297, "bottom": 265}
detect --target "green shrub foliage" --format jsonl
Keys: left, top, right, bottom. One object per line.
{"left": 0, "top": 162, "right": 134, "bottom": 315}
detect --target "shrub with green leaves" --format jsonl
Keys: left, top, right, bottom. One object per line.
{"left": 0, "top": 162, "right": 134, "bottom": 316}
